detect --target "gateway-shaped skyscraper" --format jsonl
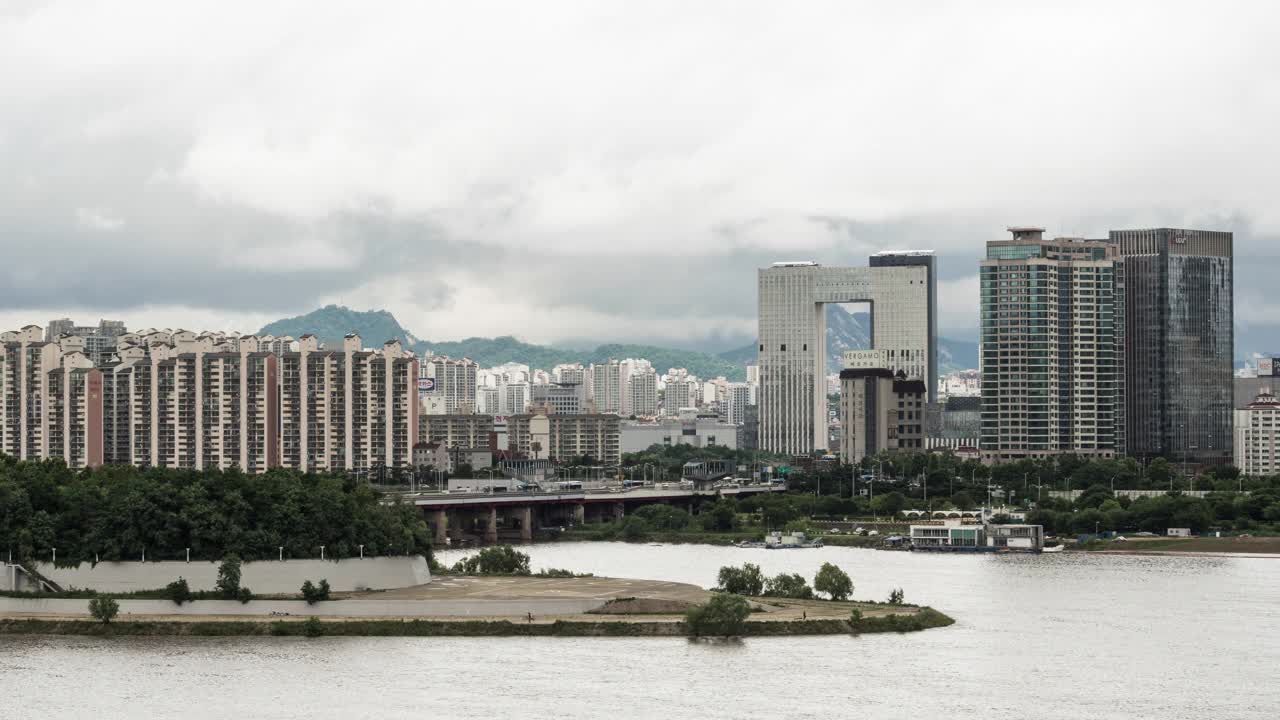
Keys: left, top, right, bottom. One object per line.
{"left": 757, "top": 254, "right": 936, "bottom": 455}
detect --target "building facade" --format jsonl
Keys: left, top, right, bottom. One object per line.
{"left": 979, "top": 229, "right": 1123, "bottom": 461}
{"left": 419, "top": 413, "right": 494, "bottom": 450}
{"left": 1112, "top": 228, "right": 1233, "bottom": 465}
{"left": 590, "top": 360, "right": 625, "bottom": 414}
{"left": 506, "top": 413, "right": 621, "bottom": 464}
{"left": 421, "top": 355, "right": 478, "bottom": 414}
{"left": 1233, "top": 389, "right": 1280, "bottom": 476}
{"left": 620, "top": 410, "right": 739, "bottom": 453}
{"left": 837, "top": 368, "right": 926, "bottom": 465}
{"left": 758, "top": 258, "right": 933, "bottom": 455}
{"left": 2, "top": 327, "right": 418, "bottom": 472}
{"left": 627, "top": 370, "right": 658, "bottom": 417}
{"left": 531, "top": 382, "right": 586, "bottom": 415}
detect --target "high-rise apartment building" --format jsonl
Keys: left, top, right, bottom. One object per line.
{"left": 553, "top": 363, "right": 586, "bottom": 385}
{"left": 724, "top": 382, "right": 751, "bottom": 425}
{"left": 627, "top": 370, "right": 658, "bottom": 417}
{"left": 757, "top": 258, "right": 933, "bottom": 455}
{"left": 421, "top": 355, "right": 477, "bottom": 414}
{"left": 501, "top": 381, "right": 530, "bottom": 415}
{"left": 2, "top": 326, "right": 418, "bottom": 472}
{"left": 590, "top": 359, "right": 625, "bottom": 414}
{"left": 45, "top": 318, "right": 127, "bottom": 365}
{"left": 663, "top": 379, "right": 696, "bottom": 416}
{"left": 979, "top": 228, "right": 1123, "bottom": 461}
{"left": 1111, "top": 228, "right": 1233, "bottom": 465}
{"left": 1234, "top": 389, "right": 1280, "bottom": 476}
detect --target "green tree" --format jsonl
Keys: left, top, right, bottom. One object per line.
{"left": 814, "top": 563, "right": 853, "bottom": 601}
{"left": 451, "top": 545, "right": 532, "bottom": 575}
{"left": 701, "top": 499, "right": 739, "bottom": 531}
{"left": 166, "top": 577, "right": 192, "bottom": 605}
{"left": 763, "top": 573, "right": 813, "bottom": 599}
{"left": 685, "top": 593, "right": 751, "bottom": 638}
{"left": 716, "top": 563, "right": 765, "bottom": 596}
{"left": 89, "top": 596, "right": 119, "bottom": 624}
{"left": 216, "top": 555, "right": 242, "bottom": 599}
{"left": 301, "top": 579, "right": 331, "bottom": 604}
{"left": 871, "top": 491, "right": 906, "bottom": 517}
{"left": 633, "top": 504, "right": 691, "bottom": 531}
{"left": 619, "top": 516, "right": 652, "bottom": 541}
{"left": 888, "top": 588, "right": 904, "bottom": 604}
{"left": 951, "top": 491, "right": 975, "bottom": 510}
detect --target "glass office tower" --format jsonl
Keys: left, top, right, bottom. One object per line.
{"left": 1110, "top": 228, "right": 1233, "bottom": 465}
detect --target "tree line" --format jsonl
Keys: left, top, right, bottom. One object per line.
{"left": 0, "top": 455, "right": 433, "bottom": 566}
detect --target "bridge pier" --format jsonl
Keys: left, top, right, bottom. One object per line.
{"left": 572, "top": 503, "right": 585, "bottom": 526}
{"left": 448, "top": 512, "right": 463, "bottom": 544}
{"left": 484, "top": 506, "right": 499, "bottom": 544}
{"left": 612, "top": 502, "right": 625, "bottom": 522}
{"left": 520, "top": 506, "right": 533, "bottom": 542}
{"left": 430, "top": 509, "right": 448, "bottom": 546}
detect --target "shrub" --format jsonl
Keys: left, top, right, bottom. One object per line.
{"left": 301, "top": 579, "right": 331, "bottom": 604}
{"left": 888, "top": 588, "right": 905, "bottom": 605}
{"left": 236, "top": 587, "right": 253, "bottom": 604}
{"left": 451, "top": 546, "right": 532, "bottom": 575}
{"left": 535, "top": 568, "right": 580, "bottom": 578}
{"left": 216, "top": 555, "right": 242, "bottom": 599}
{"left": 716, "top": 563, "right": 764, "bottom": 596}
{"left": 849, "top": 609, "right": 863, "bottom": 623}
{"left": 685, "top": 593, "right": 751, "bottom": 638}
{"left": 814, "top": 563, "right": 853, "bottom": 601}
{"left": 88, "top": 597, "right": 119, "bottom": 624}
{"left": 763, "top": 573, "right": 813, "bottom": 599}
{"left": 620, "top": 516, "right": 652, "bottom": 541}
{"left": 303, "top": 616, "right": 324, "bottom": 638}
{"left": 165, "top": 577, "right": 192, "bottom": 606}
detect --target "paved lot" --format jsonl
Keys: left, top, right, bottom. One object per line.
{"left": 354, "top": 576, "right": 713, "bottom": 603}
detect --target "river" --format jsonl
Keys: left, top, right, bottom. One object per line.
{"left": 4, "top": 543, "right": 1278, "bottom": 719}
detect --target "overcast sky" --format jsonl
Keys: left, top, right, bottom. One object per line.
{"left": 3, "top": 1, "right": 1278, "bottom": 352}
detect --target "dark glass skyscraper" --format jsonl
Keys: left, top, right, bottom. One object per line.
{"left": 1111, "top": 228, "right": 1233, "bottom": 465}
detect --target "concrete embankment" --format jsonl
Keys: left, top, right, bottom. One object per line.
{"left": 13, "top": 557, "right": 430, "bottom": 594}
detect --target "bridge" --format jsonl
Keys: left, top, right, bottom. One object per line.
{"left": 398, "top": 482, "right": 786, "bottom": 546}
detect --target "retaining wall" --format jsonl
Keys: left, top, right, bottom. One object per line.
{"left": 0, "top": 596, "right": 603, "bottom": 618}
{"left": 30, "top": 557, "right": 430, "bottom": 594}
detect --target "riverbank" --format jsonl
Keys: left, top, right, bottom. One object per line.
{"left": 556, "top": 527, "right": 886, "bottom": 549}
{"left": 0, "top": 606, "right": 954, "bottom": 638}
{"left": 1093, "top": 536, "right": 1280, "bottom": 557}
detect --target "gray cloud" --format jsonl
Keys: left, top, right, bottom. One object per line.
{"left": 2, "top": 1, "right": 1279, "bottom": 359}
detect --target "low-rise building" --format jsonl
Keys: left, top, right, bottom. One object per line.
{"left": 420, "top": 414, "right": 494, "bottom": 450}
{"left": 413, "top": 441, "right": 451, "bottom": 471}
{"left": 506, "top": 413, "right": 621, "bottom": 465}
{"left": 620, "top": 409, "right": 738, "bottom": 453}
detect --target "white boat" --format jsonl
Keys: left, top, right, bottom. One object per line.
{"left": 1041, "top": 544, "right": 1065, "bottom": 553}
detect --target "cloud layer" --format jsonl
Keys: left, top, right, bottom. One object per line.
{"left": 2, "top": 1, "right": 1278, "bottom": 351}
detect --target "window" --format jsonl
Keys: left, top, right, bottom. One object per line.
{"left": 781, "top": 344, "right": 787, "bottom": 351}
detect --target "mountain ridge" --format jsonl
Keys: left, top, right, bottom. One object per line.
{"left": 259, "top": 306, "right": 749, "bottom": 381}
{"left": 259, "top": 305, "right": 980, "bottom": 382}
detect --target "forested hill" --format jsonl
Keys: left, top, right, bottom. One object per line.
{"left": 259, "top": 306, "right": 747, "bottom": 380}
